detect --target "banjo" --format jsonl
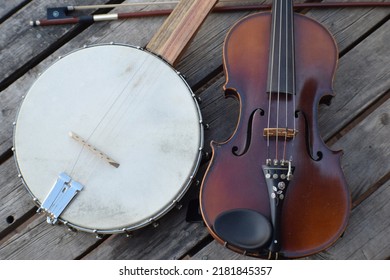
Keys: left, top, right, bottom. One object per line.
{"left": 13, "top": 0, "right": 217, "bottom": 235}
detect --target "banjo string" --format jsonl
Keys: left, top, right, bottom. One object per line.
{"left": 69, "top": 49, "right": 154, "bottom": 180}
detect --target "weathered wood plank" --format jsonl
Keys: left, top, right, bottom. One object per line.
{"left": 319, "top": 20, "right": 390, "bottom": 140}
{"left": 307, "top": 1, "right": 390, "bottom": 51}
{"left": 0, "top": 0, "right": 112, "bottom": 89}
{"left": 334, "top": 98, "right": 390, "bottom": 200}
{"left": 82, "top": 187, "right": 209, "bottom": 260}
{"left": 0, "top": 158, "right": 35, "bottom": 236}
{"left": 0, "top": 157, "right": 104, "bottom": 259}
{"left": 0, "top": 0, "right": 29, "bottom": 21}
{"left": 146, "top": 0, "right": 218, "bottom": 65}
{"left": 0, "top": 215, "right": 99, "bottom": 259}
{"left": 191, "top": 97, "right": 390, "bottom": 260}
{"left": 191, "top": 240, "right": 254, "bottom": 260}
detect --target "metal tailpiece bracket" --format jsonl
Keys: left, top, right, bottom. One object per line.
{"left": 38, "top": 172, "right": 83, "bottom": 225}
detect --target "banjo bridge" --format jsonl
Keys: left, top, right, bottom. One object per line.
{"left": 38, "top": 172, "right": 83, "bottom": 225}
{"left": 69, "top": 131, "right": 120, "bottom": 168}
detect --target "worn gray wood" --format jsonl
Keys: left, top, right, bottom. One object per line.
{"left": 0, "top": 157, "right": 35, "bottom": 236}
{"left": 319, "top": 20, "right": 390, "bottom": 141}
{"left": 191, "top": 240, "right": 255, "bottom": 260}
{"left": 334, "top": 98, "right": 390, "bottom": 200}
{"left": 82, "top": 189, "right": 209, "bottom": 260}
{"left": 0, "top": 215, "right": 99, "bottom": 259}
{"left": 0, "top": 0, "right": 29, "bottom": 21}
{"left": 0, "top": 0, "right": 110, "bottom": 88}
{"left": 0, "top": 158, "right": 103, "bottom": 259}
{"left": 307, "top": 1, "right": 390, "bottom": 51}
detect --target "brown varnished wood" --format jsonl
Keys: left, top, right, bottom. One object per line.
{"left": 200, "top": 12, "right": 351, "bottom": 259}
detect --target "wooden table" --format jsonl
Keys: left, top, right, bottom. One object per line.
{"left": 0, "top": 0, "right": 389, "bottom": 260}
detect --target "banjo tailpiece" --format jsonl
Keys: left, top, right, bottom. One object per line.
{"left": 37, "top": 172, "right": 83, "bottom": 225}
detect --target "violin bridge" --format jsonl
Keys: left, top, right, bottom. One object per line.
{"left": 69, "top": 131, "right": 120, "bottom": 168}
{"left": 263, "top": 128, "right": 298, "bottom": 139}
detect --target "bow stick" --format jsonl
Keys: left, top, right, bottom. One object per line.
{"left": 31, "top": 1, "right": 390, "bottom": 27}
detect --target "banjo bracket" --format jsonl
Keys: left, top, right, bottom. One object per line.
{"left": 37, "top": 172, "right": 83, "bottom": 225}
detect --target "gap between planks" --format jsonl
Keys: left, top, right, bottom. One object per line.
{"left": 326, "top": 90, "right": 390, "bottom": 146}
{"left": 0, "top": 0, "right": 31, "bottom": 25}
{"left": 0, "top": 0, "right": 127, "bottom": 92}
{"left": 339, "top": 12, "right": 390, "bottom": 58}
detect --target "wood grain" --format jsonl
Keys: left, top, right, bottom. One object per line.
{"left": 319, "top": 21, "right": 390, "bottom": 141}
{"left": 146, "top": 0, "right": 218, "bottom": 65}
{"left": 0, "top": 0, "right": 29, "bottom": 21}
{"left": 0, "top": 215, "right": 99, "bottom": 259}
{"left": 0, "top": 158, "right": 35, "bottom": 236}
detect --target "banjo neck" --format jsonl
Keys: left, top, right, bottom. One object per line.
{"left": 146, "top": 0, "right": 218, "bottom": 66}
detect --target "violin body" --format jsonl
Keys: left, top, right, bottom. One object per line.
{"left": 200, "top": 11, "right": 350, "bottom": 259}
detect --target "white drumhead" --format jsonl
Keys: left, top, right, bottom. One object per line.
{"left": 14, "top": 44, "right": 203, "bottom": 233}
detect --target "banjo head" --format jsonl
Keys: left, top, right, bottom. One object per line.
{"left": 13, "top": 44, "right": 203, "bottom": 233}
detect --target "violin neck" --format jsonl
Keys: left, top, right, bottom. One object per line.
{"left": 267, "top": 0, "right": 295, "bottom": 95}
{"left": 146, "top": 0, "right": 218, "bottom": 66}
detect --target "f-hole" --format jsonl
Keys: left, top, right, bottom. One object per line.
{"left": 298, "top": 110, "right": 323, "bottom": 161}
{"left": 232, "top": 108, "right": 265, "bottom": 156}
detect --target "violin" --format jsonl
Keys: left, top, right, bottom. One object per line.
{"left": 200, "top": 0, "right": 351, "bottom": 259}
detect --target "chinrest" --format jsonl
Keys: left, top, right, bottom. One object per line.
{"left": 213, "top": 208, "right": 272, "bottom": 251}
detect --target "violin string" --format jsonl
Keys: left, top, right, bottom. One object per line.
{"left": 291, "top": 0, "right": 297, "bottom": 163}
{"left": 283, "top": 0, "right": 289, "bottom": 163}
{"left": 275, "top": 0, "right": 284, "bottom": 163}
{"left": 267, "top": 0, "right": 278, "bottom": 162}
{"left": 96, "top": 54, "right": 162, "bottom": 148}
{"left": 69, "top": 49, "right": 152, "bottom": 178}
{"left": 82, "top": 51, "right": 160, "bottom": 186}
